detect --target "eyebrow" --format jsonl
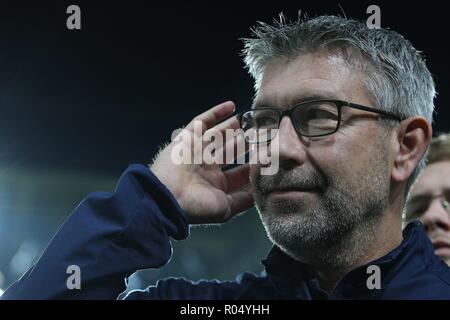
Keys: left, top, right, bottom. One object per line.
{"left": 409, "top": 188, "right": 450, "bottom": 201}
{"left": 252, "top": 92, "right": 342, "bottom": 110}
{"left": 408, "top": 194, "right": 431, "bottom": 203}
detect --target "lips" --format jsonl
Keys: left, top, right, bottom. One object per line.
{"left": 270, "top": 187, "right": 317, "bottom": 192}
{"left": 433, "top": 241, "right": 450, "bottom": 250}
{"left": 431, "top": 236, "right": 450, "bottom": 259}
{"left": 267, "top": 187, "right": 321, "bottom": 197}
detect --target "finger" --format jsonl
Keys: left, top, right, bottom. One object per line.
{"left": 226, "top": 184, "right": 254, "bottom": 218}
{"left": 219, "top": 132, "right": 250, "bottom": 165}
{"left": 212, "top": 113, "right": 240, "bottom": 134}
{"left": 185, "top": 101, "right": 236, "bottom": 135}
{"left": 224, "top": 163, "right": 250, "bottom": 193}
{"left": 202, "top": 114, "right": 240, "bottom": 148}
{"left": 200, "top": 125, "right": 249, "bottom": 166}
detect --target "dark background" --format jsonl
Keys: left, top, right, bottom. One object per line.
{"left": 0, "top": 0, "right": 448, "bottom": 294}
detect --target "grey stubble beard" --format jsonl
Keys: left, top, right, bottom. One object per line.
{"left": 252, "top": 144, "right": 390, "bottom": 272}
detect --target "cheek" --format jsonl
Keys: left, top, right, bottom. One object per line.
{"left": 320, "top": 150, "right": 345, "bottom": 180}
{"left": 310, "top": 139, "right": 358, "bottom": 182}
{"left": 308, "top": 134, "right": 342, "bottom": 167}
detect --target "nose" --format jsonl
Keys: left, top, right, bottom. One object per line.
{"left": 271, "top": 115, "right": 308, "bottom": 168}
{"left": 422, "top": 198, "right": 450, "bottom": 233}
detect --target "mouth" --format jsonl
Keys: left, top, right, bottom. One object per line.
{"left": 268, "top": 187, "right": 321, "bottom": 198}
{"left": 431, "top": 238, "right": 450, "bottom": 259}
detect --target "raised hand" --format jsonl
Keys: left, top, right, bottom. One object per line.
{"left": 150, "top": 101, "right": 254, "bottom": 224}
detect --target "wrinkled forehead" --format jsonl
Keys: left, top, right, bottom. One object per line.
{"left": 253, "top": 52, "right": 370, "bottom": 109}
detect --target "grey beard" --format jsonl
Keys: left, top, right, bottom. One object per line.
{"left": 254, "top": 164, "right": 389, "bottom": 270}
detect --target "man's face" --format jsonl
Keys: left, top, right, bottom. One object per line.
{"left": 407, "top": 160, "right": 450, "bottom": 265}
{"left": 249, "top": 53, "right": 393, "bottom": 262}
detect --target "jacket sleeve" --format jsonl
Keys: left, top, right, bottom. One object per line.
{"left": 1, "top": 164, "right": 190, "bottom": 300}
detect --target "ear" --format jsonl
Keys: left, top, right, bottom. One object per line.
{"left": 391, "top": 116, "right": 432, "bottom": 184}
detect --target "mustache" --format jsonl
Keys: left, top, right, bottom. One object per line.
{"left": 255, "top": 167, "right": 328, "bottom": 194}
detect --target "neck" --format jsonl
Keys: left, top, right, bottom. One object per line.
{"left": 303, "top": 207, "right": 403, "bottom": 292}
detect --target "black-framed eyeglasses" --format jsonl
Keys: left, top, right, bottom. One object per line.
{"left": 237, "top": 99, "right": 404, "bottom": 144}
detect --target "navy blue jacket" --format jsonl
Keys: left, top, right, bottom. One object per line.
{"left": 3, "top": 164, "right": 450, "bottom": 299}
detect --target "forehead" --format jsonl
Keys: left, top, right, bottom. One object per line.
{"left": 254, "top": 52, "right": 370, "bottom": 108}
{"left": 411, "top": 160, "right": 450, "bottom": 196}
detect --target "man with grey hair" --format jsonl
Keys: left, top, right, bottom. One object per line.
{"left": 3, "top": 14, "right": 450, "bottom": 300}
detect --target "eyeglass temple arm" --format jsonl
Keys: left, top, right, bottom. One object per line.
{"left": 344, "top": 102, "right": 404, "bottom": 121}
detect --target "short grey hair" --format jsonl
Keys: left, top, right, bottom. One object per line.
{"left": 242, "top": 14, "right": 436, "bottom": 196}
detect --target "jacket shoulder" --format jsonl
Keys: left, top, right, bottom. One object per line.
{"left": 124, "top": 271, "right": 276, "bottom": 300}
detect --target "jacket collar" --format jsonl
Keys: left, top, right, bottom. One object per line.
{"left": 261, "top": 220, "right": 438, "bottom": 299}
